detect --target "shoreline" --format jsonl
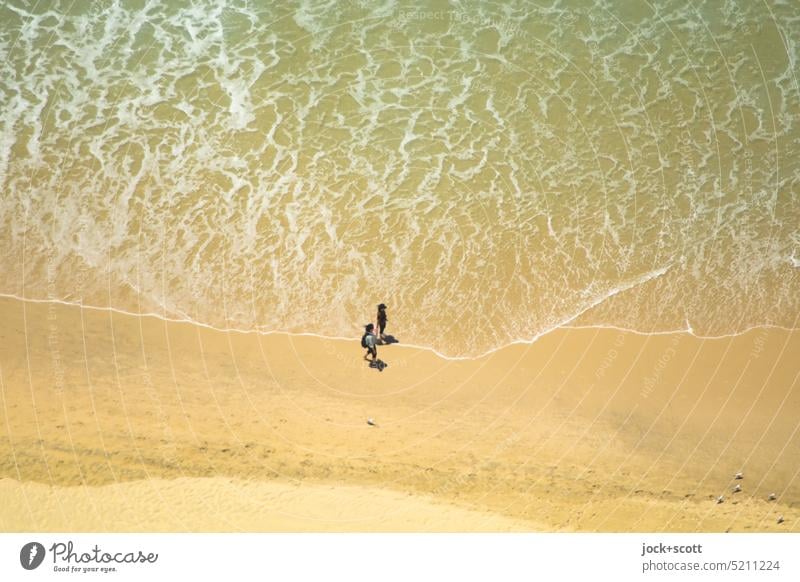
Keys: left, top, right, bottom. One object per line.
{"left": 0, "top": 291, "right": 796, "bottom": 362}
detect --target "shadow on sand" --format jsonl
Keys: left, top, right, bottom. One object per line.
{"left": 377, "top": 335, "right": 399, "bottom": 345}
{"left": 368, "top": 359, "right": 388, "bottom": 372}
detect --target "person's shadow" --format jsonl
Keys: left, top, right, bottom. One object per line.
{"left": 377, "top": 335, "right": 399, "bottom": 345}
{"left": 369, "top": 359, "right": 388, "bottom": 372}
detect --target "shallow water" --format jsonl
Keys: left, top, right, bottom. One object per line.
{"left": 1, "top": 0, "right": 798, "bottom": 356}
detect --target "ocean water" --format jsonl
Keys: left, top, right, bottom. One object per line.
{"left": 1, "top": 0, "right": 798, "bottom": 356}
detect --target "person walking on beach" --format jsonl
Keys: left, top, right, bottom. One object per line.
{"left": 362, "top": 323, "right": 378, "bottom": 362}
{"left": 376, "top": 303, "right": 388, "bottom": 341}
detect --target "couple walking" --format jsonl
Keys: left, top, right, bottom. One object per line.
{"left": 362, "top": 303, "right": 388, "bottom": 363}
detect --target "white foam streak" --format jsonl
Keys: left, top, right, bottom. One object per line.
{"left": 2, "top": 285, "right": 795, "bottom": 365}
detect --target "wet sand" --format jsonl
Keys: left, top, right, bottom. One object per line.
{"left": 1, "top": 296, "right": 797, "bottom": 531}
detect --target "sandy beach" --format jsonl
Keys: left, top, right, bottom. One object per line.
{"left": 1, "top": 295, "right": 797, "bottom": 532}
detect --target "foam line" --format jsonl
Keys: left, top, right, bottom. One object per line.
{"left": 561, "top": 323, "right": 798, "bottom": 338}
{"left": 3, "top": 266, "right": 794, "bottom": 363}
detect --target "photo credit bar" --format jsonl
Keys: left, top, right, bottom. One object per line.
{"left": 1, "top": 533, "right": 798, "bottom": 581}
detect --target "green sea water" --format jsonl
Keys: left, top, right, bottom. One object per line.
{"left": 1, "top": 0, "right": 798, "bottom": 355}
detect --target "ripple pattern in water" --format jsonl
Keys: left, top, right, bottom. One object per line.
{"left": 1, "top": 0, "right": 798, "bottom": 355}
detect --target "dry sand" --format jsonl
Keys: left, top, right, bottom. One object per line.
{"left": 1, "top": 296, "right": 798, "bottom": 531}
{"left": 0, "top": 476, "right": 534, "bottom": 532}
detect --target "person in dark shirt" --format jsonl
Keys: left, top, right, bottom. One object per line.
{"left": 376, "top": 303, "right": 388, "bottom": 340}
